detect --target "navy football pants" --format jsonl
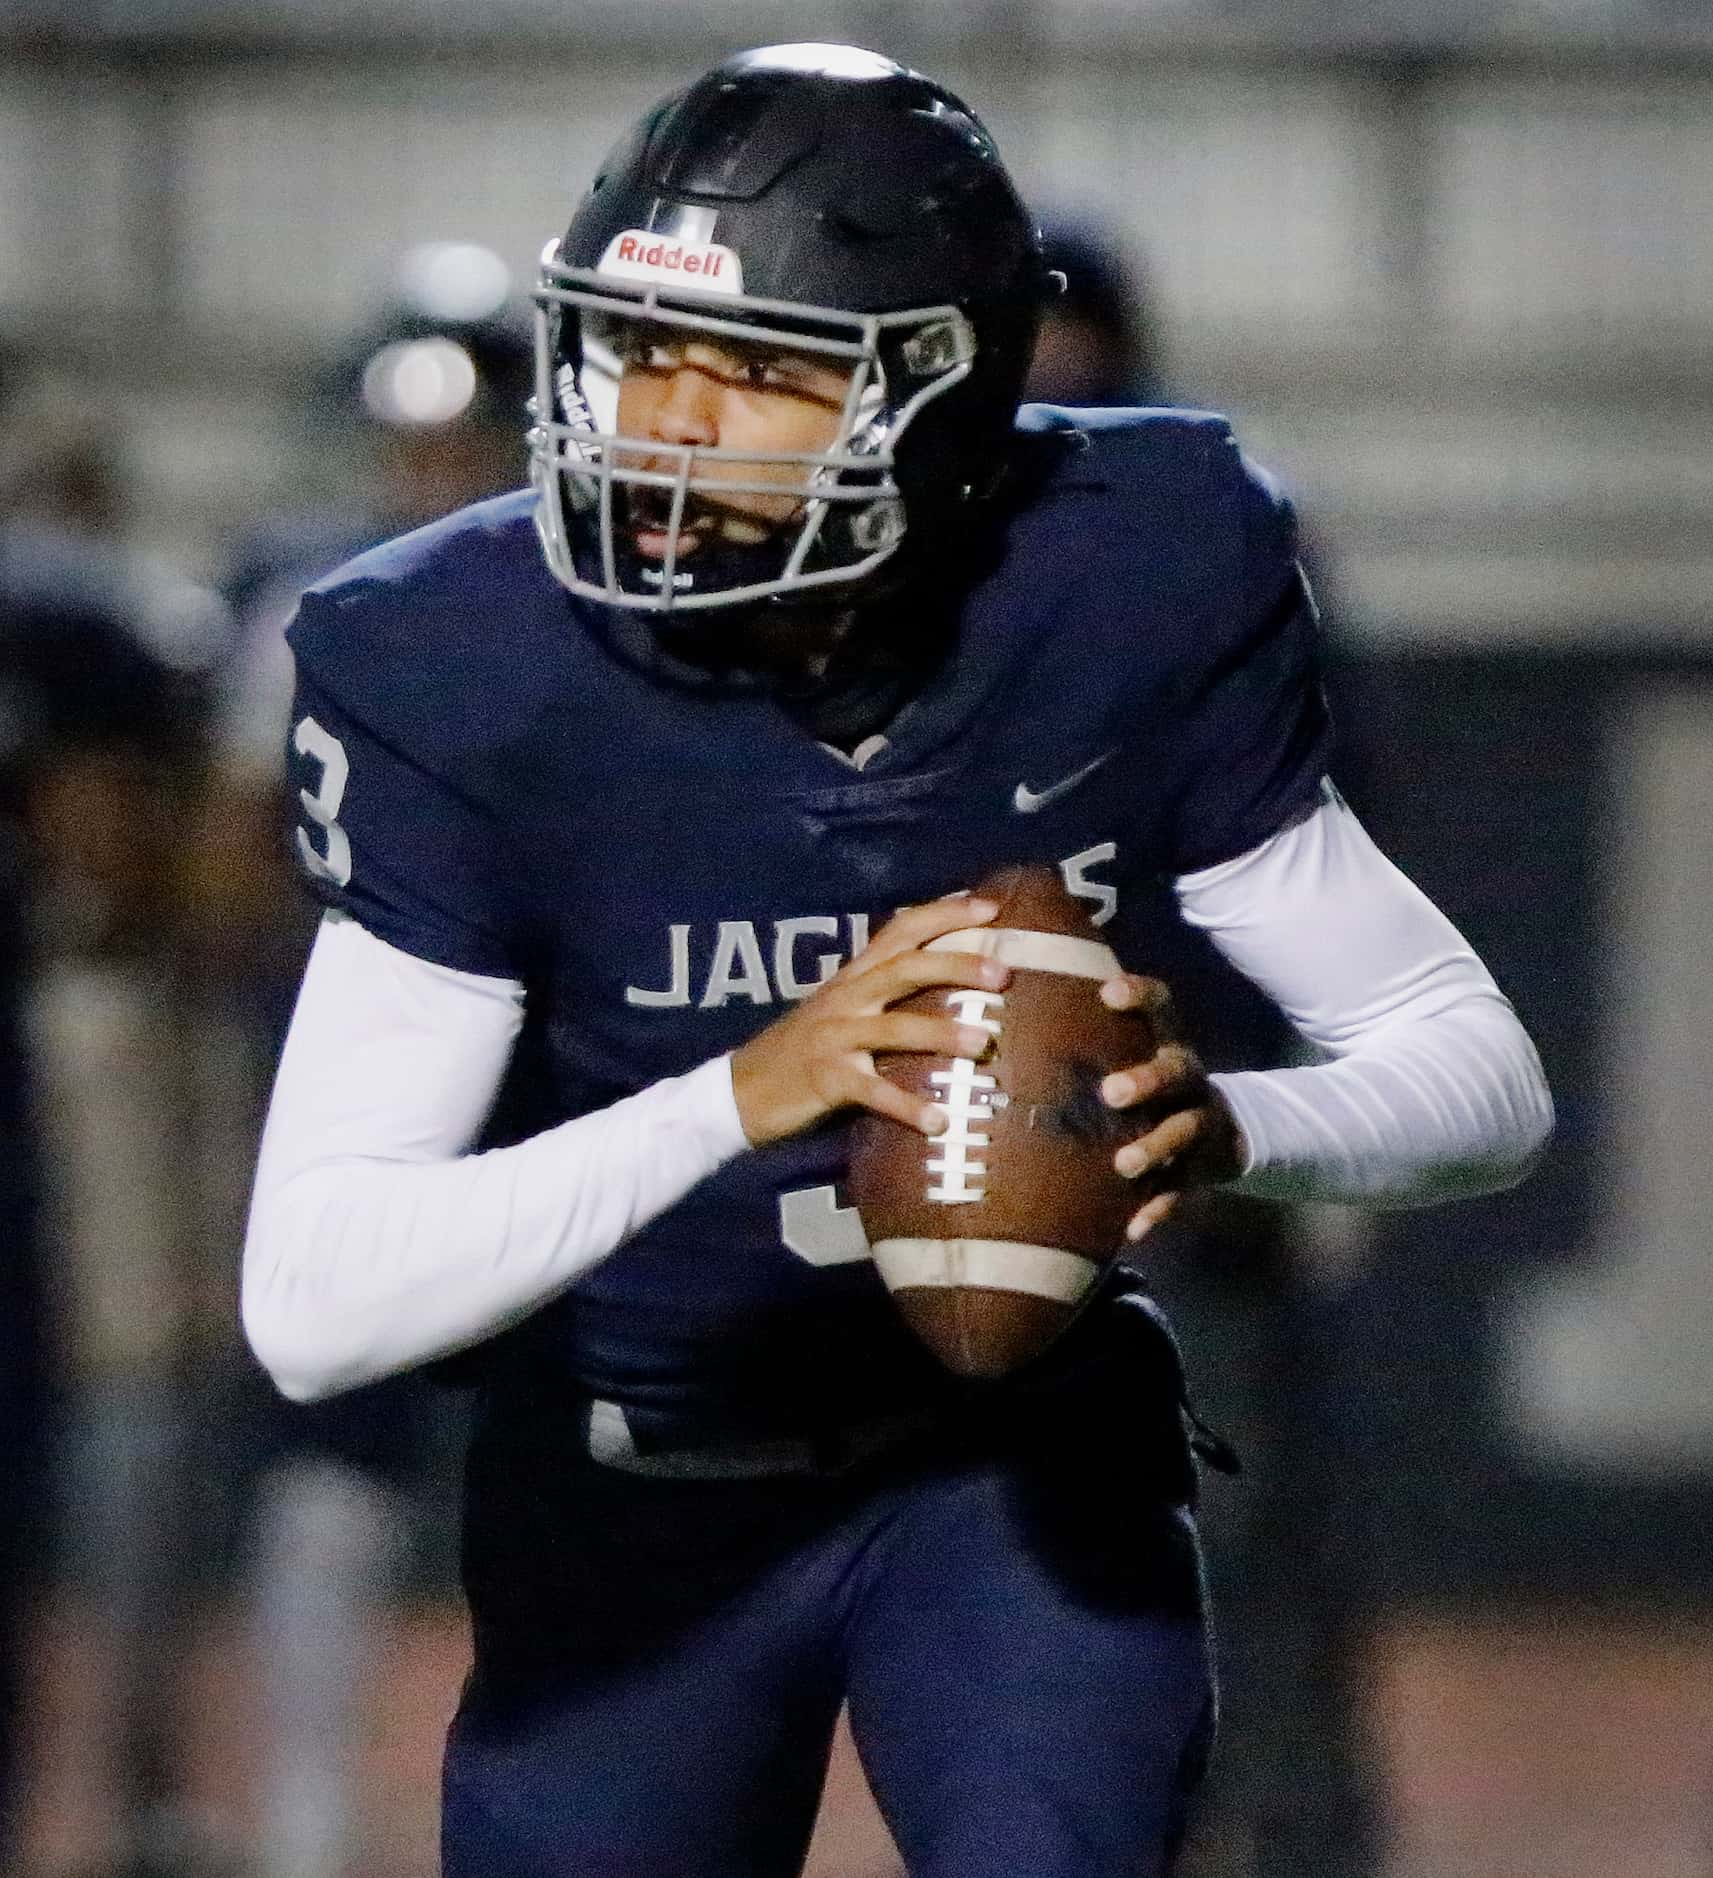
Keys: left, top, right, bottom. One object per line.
{"left": 442, "top": 1424, "right": 1213, "bottom": 1877}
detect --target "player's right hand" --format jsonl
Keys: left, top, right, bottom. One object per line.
{"left": 729, "top": 893, "right": 1011, "bottom": 1147}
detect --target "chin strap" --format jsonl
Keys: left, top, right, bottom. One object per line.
{"left": 580, "top": 545, "right": 962, "bottom": 742}
{"left": 574, "top": 456, "right": 1035, "bottom": 736}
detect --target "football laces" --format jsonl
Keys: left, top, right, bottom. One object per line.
{"left": 925, "top": 989, "right": 1007, "bottom": 1204}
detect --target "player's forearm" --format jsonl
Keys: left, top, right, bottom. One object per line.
{"left": 241, "top": 916, "right": 748, "bottom": 1402}
{"left": 1210, "top": 992, "right": 1551, "bottom": 1205}
{"left": 1177, "top": 781, "right": 1554, "bottom": 1207}
{"left": 245, "top": 1063, "right": 742, "bottom": 1401}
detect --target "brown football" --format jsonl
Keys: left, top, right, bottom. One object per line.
{"left": 847, "top": 864, "right": 1153, "bottom": 1378}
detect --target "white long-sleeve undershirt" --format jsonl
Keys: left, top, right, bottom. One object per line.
{"left": 242, "top": 786, "right": 1552, "bottom": 1402}
{"left": 1189, "top": 782, "right": 1553, "bottom": 1204}
{"left": 240, "top": 913, "right": 749, "bottom": 1401}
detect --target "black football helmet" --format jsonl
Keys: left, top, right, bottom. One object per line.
{"left": 530, "top": 43, "right": 1052, "bottom": 612}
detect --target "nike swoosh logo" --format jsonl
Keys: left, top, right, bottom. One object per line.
{"left": 1012, "top": 751, "right": 1115, "bottom": 814}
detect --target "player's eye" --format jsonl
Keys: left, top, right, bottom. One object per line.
{"left": 739, "top": 354, "right": 842, "bottom": 403}
{"left": 608, "top": 326, "right": 680, "bottom": 371}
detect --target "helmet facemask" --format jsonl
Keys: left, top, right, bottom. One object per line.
{"left": 529, "top": 253, "right": 977, "bottom": 613}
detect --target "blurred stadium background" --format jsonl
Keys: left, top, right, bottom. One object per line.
{"left": 2, "top": 1, "right": 1710, "bottom": 1875}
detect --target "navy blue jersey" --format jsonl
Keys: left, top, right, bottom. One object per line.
{"left": 284, "top": 407, "right": 1330, "bottom": 1436}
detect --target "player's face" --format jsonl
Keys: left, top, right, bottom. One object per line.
{"left": 610, "top": 323, "right": 855, "bottom": 561}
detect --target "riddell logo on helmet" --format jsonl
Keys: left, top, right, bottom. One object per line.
{"left": 599, "top": 231, "right": 744, "bottom": 296}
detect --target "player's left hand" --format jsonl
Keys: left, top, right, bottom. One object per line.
{"left": 1097, "top": 972, "right": 1246, "bottom": 1241}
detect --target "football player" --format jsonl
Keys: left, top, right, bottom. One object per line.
{"left": 242, "top": 44, "right": 1552, "bottom": 1877}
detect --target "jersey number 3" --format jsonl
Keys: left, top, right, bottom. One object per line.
{"left": 293, "top": 716, "right": 353, "bottom": 888}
